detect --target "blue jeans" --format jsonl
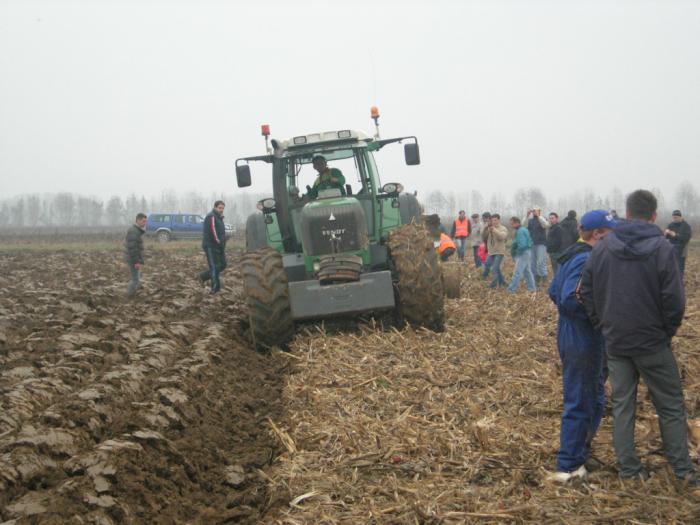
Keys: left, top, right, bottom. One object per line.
{"left": 200, "top": 246, "right": 227, "bottom": 292}
{"left": 557, "top": 327, "right": 606, "bottom": 472}
{"left": 127, "top": 265, "right": 140, "bottom": 296}
{"left": 508, "top": 250, "right": 536, "bottom": 292}
{"left": 531, "top": 243, "right": 548, "bottom": 278}
{"left": 455, "top": 237, "right": 467, "bottom": 260}
{"left": 481, "top": 253, "right": 493, "bottom": 278}
{"left": 472, "top": 245, "right": 482, "bottom": 268}
{"left": 483, "top": 254, "right": 505, "bottom": 288}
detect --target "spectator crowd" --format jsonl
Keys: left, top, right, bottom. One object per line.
{"left": 445, "top": 190, "right": 695, "bottom": 485}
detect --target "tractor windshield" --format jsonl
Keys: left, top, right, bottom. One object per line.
{"left": 287, "top": 147, "right": 377, "bottom": 198}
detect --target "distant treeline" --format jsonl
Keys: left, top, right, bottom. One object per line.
{"left": 0, "top": 191, "right": 268, "bottom": 228}
{"left": 421, "top": 181, "right": 699, "bottom": 223}
{"left": 1, "top": 182, "right": 698, "bottom": 229}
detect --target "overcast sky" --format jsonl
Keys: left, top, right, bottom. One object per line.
{"left": 1, "top": 0, "right": 699, "bottom": 204}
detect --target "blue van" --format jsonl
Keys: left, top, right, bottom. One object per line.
{"left": 146, "top": 213, "right": 233, "bottom": 242}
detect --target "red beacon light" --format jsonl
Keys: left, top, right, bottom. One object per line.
{"left": 261, "top": 124, "right": 272, "bottom": 154}
{"left": 370, "top": 106, "right": 380, "bottom": 139}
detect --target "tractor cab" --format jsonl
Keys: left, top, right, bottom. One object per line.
{"left": 236, "top": 123, "right": 421, "bottom": 277}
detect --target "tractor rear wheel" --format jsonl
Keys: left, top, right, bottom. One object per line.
{"left": 241, "top": 248, "right": 295, "bottom": 351}
{"left": 388, "top": 224, "right": 445, "bottom": 331}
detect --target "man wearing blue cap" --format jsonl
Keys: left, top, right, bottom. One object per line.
{"left": 547, "top": 209, "right": 616, "bottom": 482}
{"left": 579, "top": 190, "right": 696, "bottom": 485}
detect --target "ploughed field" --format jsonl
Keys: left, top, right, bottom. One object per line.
{"left": 0, "top": 240, "right": 288, "bottom": 524}
{"left": 1, "top": 237, "right": 699, "bottom": 524}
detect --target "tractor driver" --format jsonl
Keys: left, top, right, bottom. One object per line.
{"left": 307, "top": 155, "right": 346, "bottom": 199}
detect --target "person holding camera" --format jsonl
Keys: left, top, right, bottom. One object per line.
{"left": 481, "top": 213, "right": 508, "bottom": 288}
{"left": 664, "top": 209, "right": 692, "bottom": 279}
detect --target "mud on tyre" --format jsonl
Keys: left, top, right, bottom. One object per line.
{"left": 388, "top": 224, "right": 445, "bottom": 331}
{"left": 241, "top": 247, "right": 295, "bottom": 350}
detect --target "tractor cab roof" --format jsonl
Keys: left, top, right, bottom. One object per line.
{"left": 270, "top": 129, "right": 374, "bottom": 161}
{"left": 280, "top": 129, "right": 371, "bottom": 151}
{"left": 237, "top": 129, "right": 414, "bottom": 165}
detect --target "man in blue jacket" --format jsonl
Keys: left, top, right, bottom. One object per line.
{"left": 507, "top": 217, "right": 536, "bottom": 293}
{"left": 199, "top": 200, "right": 227, "bottom": 293}
{"left": 580, "top": 190, "right": 696, "bottom": 484}
{"left": 547, "top": 209, "right": 616, "bottom": 482}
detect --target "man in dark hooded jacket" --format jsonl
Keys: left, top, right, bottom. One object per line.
{"left": 579, "top": 190, "right": 696, "bottom": 484}
{"left": 547, "top": 210, "right": 615, "bottom": 482}
{"left": 559, "top": 210, "right": 579, "bottom": 251}
{"left": 125, "top": 213, "right": 147, "bottom": 297}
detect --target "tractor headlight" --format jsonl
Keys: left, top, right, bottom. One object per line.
{"left": 381, "top": 183, "right": 404, "bottom": 194}
{"left": 313, "top": 261, "right": 321, "bottom": 273}
{"left": 257, "top": 198, "right": 276, "bottom": 211}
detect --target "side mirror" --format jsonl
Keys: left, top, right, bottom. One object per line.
{"left": 404, "top": 143, "right": 420, "bottom": 165}
{"left": 236, "top": 164, "right": 252, "bottom": 187}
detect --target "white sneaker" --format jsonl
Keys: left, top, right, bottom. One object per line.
{"left": 547, "top": 465, "right": 588, "bottom": 483}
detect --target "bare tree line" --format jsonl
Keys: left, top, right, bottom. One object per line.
{"left": 422, "top": 181, "right": 699, "bottom": 222}
{"left": 1, "top": 181, "right": 698, "bottom": 229}
{"left": 0, "top": 191, "right": 267, "bottom": 229}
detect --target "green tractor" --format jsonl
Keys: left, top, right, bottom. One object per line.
{"left": 236, "top": 110, "right": 444, "bottom": 350}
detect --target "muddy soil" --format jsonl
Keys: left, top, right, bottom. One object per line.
{"left": 0, "top": 247, "right": 287, "bottom": 524}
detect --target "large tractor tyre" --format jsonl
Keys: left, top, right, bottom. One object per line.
{"left": 399, "top": 193, "right": 422, "bottom": 225}
{"left": 441, "top": 262, "right": 462, "bottom": 299}
{"left": 388, "top": 224, "right": 445, "bottom": 331}
{"left": 241, "top": 248, "right": 295, "bottom": 351}
{"left": 245, "top": 213, "right": 268, "bottom": 252}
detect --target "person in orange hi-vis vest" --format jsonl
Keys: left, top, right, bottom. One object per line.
{"left": 438, "top": 232, "right": 457, "bottom": 262}
{"left": 451, "top": 210, "right": 471, "bottom": 262}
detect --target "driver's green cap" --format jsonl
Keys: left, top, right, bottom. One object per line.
{"left": 312, "top": 155, "right": 326, "bottom": 162}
